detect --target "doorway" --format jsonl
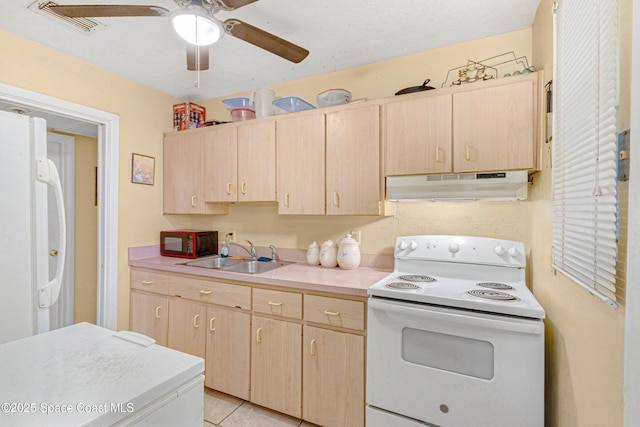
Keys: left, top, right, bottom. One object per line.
{"left": 0, "top": 83, "right": 119, "bottom": 331}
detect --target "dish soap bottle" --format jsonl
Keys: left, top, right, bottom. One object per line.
{"left": 220, "top": 239, "right": 229, "bottom": 258}
{"left": 306, "top": 241, "right": 320, "bottom": 266}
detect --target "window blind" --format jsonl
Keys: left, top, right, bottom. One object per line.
{"left": 552, "top": 0, "right": 619, "bottom": 308}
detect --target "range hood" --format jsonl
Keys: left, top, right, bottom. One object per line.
{"left": 386, "top": 170, "right": 529, "bottom": 201}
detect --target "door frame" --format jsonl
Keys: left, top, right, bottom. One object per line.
{"left": 0, "top": 83, "right": 119, "bottom": 331}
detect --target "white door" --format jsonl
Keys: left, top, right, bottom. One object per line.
{"left": 47, "top": 132, "right": 75, "bottom": 330}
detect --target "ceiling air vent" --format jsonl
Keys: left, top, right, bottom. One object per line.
{"left": 29, "top": 1, "right": 103, "bottom": 33}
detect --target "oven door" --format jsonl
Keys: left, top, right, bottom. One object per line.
{"left": 367, "top": 297, "right": 544, "bottom": 427}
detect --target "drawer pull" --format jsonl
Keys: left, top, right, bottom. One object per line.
{"left": 209, "top": 317, "right": 216, "bottom": 332}
{"left": 268, "top": 301, "right": 283, "bottom": 307}
{"left": 200, "top": 290, "right": 212, "bottom": 295}
{"left": 141, "top": 280, "right": 153, "bottom": 285}
{"left": 155, "top": 306, "right": 162, "bottom": 319}
{"left": 310, "top": 338, "right": 317, "bottom": 356}
{"left": 256, "top": 327, "right": 262, "bottom": 343}
{"left": 193, "top": 314, "right": 200, "bottom": 328}
{"left": 323, "top": 310, "right": 340, "bottom": 316}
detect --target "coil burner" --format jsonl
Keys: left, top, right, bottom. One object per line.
{"left": 476, "top": 282, "right": 514, "bottom": 291}
{"left": 386, "top": 282, "right": 421, "bottom": 290}
{"left": 398, "top": 275, "right": 436, "bottom": 283}
{"left": 466, "top": 289, "right": 519, "bottom": 301}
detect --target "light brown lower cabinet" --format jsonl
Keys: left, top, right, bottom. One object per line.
{"left": 250, "top": 315, "right": 302, "bottom": 419}
{"left": 167, "top": 298, "right": 207, "bottom": 358}
{"left": 205, "top": 305, "right": 251, "bottom": 400}
{"left": 303, "top": 326, "right": 365, "bottom": 427}
{"left": 129, "top": 291, "right": 169, "bottom": 346}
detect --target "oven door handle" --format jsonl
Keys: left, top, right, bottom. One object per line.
{"left": 369, "top": 298, "right": 543, "bottom": 335}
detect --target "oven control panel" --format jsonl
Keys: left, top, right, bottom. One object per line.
{"left": 395, "top": 235, "right": 525, "bottom": 267}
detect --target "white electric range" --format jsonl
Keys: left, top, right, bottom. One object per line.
{"left": 367, "top": 235, "right": 545, "bottom": 427}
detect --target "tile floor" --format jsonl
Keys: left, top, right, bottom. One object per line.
{"left": 203, "top": 388, "right": 319, "bottom": 427}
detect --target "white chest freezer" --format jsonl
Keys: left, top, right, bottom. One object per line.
{"left": 0, "top": 322, "right": 204, "bottom": 426}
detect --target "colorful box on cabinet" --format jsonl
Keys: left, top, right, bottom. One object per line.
{"left": 173, "top": 102, "right": 206, "bottom": 131}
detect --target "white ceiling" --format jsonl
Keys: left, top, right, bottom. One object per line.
{"left": 1, "top": 0, "right": 541, "bottom": 103}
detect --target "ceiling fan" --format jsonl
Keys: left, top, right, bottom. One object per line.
{"left": 48, "top": 0, "right": 309, "bottom": 71}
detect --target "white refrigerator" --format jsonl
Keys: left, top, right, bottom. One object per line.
{"left": 0, "top": 110, "right": 67, "bottom": 344}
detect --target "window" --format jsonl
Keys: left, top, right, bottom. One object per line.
{"left": 552, "top": 0, "right": 619, "bottom": 308}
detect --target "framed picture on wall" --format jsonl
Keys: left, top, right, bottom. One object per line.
{"left": 131, "top": 153, "right": 155, "bottom": 185}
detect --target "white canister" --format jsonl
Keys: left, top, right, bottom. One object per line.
{"left": 306, "top": 241, "right": 320, "bottom": 266}
{"left": 250, "top": 88, "right": 276, "bottom": 118}
{"left": 319, "top": 240, "right": 338, "bottom": 268}
{"left": 337, "top": 234, "right": 361, "bottom": 270}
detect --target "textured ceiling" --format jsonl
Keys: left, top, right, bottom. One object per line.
{"left": 1, "top": 0, "right": 541, "bottom": 103}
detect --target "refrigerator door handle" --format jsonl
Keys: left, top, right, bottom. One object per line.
{"left": 35, "top": 159, "right": 66, "bottom": 309}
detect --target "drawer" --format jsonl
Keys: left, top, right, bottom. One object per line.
{"left": 253, "top": 288, "right": 302, "bottom": 320}
{"left": 130, "top": 269, "right": 169, "bottom": 295}
{"left": 304, "top": 295, "right": 365, "bottom": 331}
{"left": 170, "top": 275, "right": 251, "bottom": 310}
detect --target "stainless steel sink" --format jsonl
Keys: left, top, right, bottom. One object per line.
{"left": 182, "top": 256, "right": 292, "bottom": 274}
{"left": 221, "top": 260, "right": 292, "bottom": 275}
{"left": 182, "top": 256, "right": 243, "bottom": 269}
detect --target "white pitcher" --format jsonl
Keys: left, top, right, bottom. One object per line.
{"left": 306, "top": 241, "right": 320, "bottom": 266}
{"left": 319, "top": 240, "right": 338, "bottom": 268}
{"left": 250, "top": 88, "right": 276, "bottom": 118}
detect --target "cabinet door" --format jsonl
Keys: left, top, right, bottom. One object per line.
{"left": 130, "top": 291, "right": 169, "bottom": 346}
{"left": 250, "top": 316, "right": 302, "bottom": 418}
{"left": 453, "top": 75, "right": 537, "bottom": 172}
{"left": 326, "top": 104, "right": 381, "bottom": 215}
{"left": 303, "top": 326, "right": 365, "bottom": 427}
{"left": 167, "top": 299, "right": 207, "bottom": 358}
{"left": 276, "top": 114, "right": 325, "bottom": 215}
{"left": 163, "top": 132, "right": 205, "bottom": 214}
{"left": 237, "top": 120, "right": 277, "bottom": 202}
{"left": 385, "top": 94, "right": 453, "bottom": 175}
{"left": 203, "top": 125, "right": 238, "bottom": 202}
{"left": 205, "top": 306, "right": 251, "bottom": 400}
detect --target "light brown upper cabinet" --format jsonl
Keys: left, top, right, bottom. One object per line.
{"left": 203, "top": 119, "right": 277, "bottom": 202}
{"left": 276, "top": 113, "right": 326, "bottom": 215}
{"left": 385, "top": 94, "right": 453, "bottom": 176}
{"left": 326, "top": 104, "right": 382, "bottom": 215}
{"left": 384, "top": 72, "right": 541, "bottom": 176}
{"left": 452, "top": 72, "right": 539, "bottom": 173}
{"left": 163, "top": 131, "right": 228, "bottom": 215}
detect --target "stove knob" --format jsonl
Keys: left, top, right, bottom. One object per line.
{"left": 399, "top": 240, "right": 408, "bottom": 250}
{"left": 508, "top": 246, "right": 520, "bottom": 257}
{"left": 409, "top": 240, "right": 418, "bottom": 250}
{"left": 495, "top": 245, "right": 506, "bottom": 256}
{"left": 448, "top": 242, "right": 460, "bottom": 254}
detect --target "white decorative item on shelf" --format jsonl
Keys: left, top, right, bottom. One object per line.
{"left": 337, "top": 234, "right": 361, "bottom": 270}
{"left": 317, "top": 88, "right": 352, "bottom": 108}
{"left": 319, "top": 240, "right": 338, "bottom": 268}
{"left": 306, "top": 241, "right": 320, "bottom": 266}
{"left": 250, "top": 88, "right": 276, "bottom": 118}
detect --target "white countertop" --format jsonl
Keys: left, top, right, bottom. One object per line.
{"left": 129, "top": 246, "right": 392, "bottom": 297}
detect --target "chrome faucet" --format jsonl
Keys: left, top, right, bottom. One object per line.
{"left": 269, "top": 245, "right": 278, "bottom": 262}
{"left": 227, "top": 240, "right": 257, "bottom": 260}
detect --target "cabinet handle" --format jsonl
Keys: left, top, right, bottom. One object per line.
{"left": 141, "top": 280, "right": 152, "bottom": 285}
{"left": 435, "top": 146, "right": 444, "bottom": 163}
{"left": 155, "top": 306, "right": 162, "bottom": 319}
{"left": 191, "top": 195, "right": 197, "bottom": 207}
{"left": 241, "top": 182, "right": 247, "bottom": 195}
{"left": 200, "top": 290, "right": 212, "bottom": 296}
{"left": 193, "top": 314, "right": 200, "bottom": 328}
{"left": 268, "top": 301, "right": 283, "bottom": 307}
{"left": 209, "top": 317, "right": 216, "bottom": 332}
{"left": 256, "top": 327, "right": 262, "bottom": 343}
{"left": 226, "top": 182, "right": 232, "bottom": 195}
{"left": 310, "top": 338, "right": 317, "bottom": 356}
{"left": 323, "top": 309, "right": 340, "bottom": 316}
{"left": 285, "top": 193, "right": 290, "bottom": 208}
{"left": 465, "top": 144, "right": 471, "bottom": 161}
{"left": 333, "top": 192, "right": 340, "bottom": 207}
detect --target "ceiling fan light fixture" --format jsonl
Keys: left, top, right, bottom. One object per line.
{"left": 169, "top": 9, "right": 222, "bottom": 46}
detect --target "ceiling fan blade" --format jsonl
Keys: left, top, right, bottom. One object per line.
{"left": 187, "top": 44, "right": 210, "bottom": 71}
{"left": 223, "top": 19, "right": 309, "bottom": 64}
{"left": 220, "top": 0, "right": 259, "bottom": 9}
{"left": 49, "top": 5, "right": 169, "bottom": 18}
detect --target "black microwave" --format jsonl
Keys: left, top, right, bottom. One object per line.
{"left": 160, "top": 230, "right": 218, "bottom": 259}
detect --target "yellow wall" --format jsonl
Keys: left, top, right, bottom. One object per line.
{"left": 531, "top": 1, "right": 627, "bottom": 426}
